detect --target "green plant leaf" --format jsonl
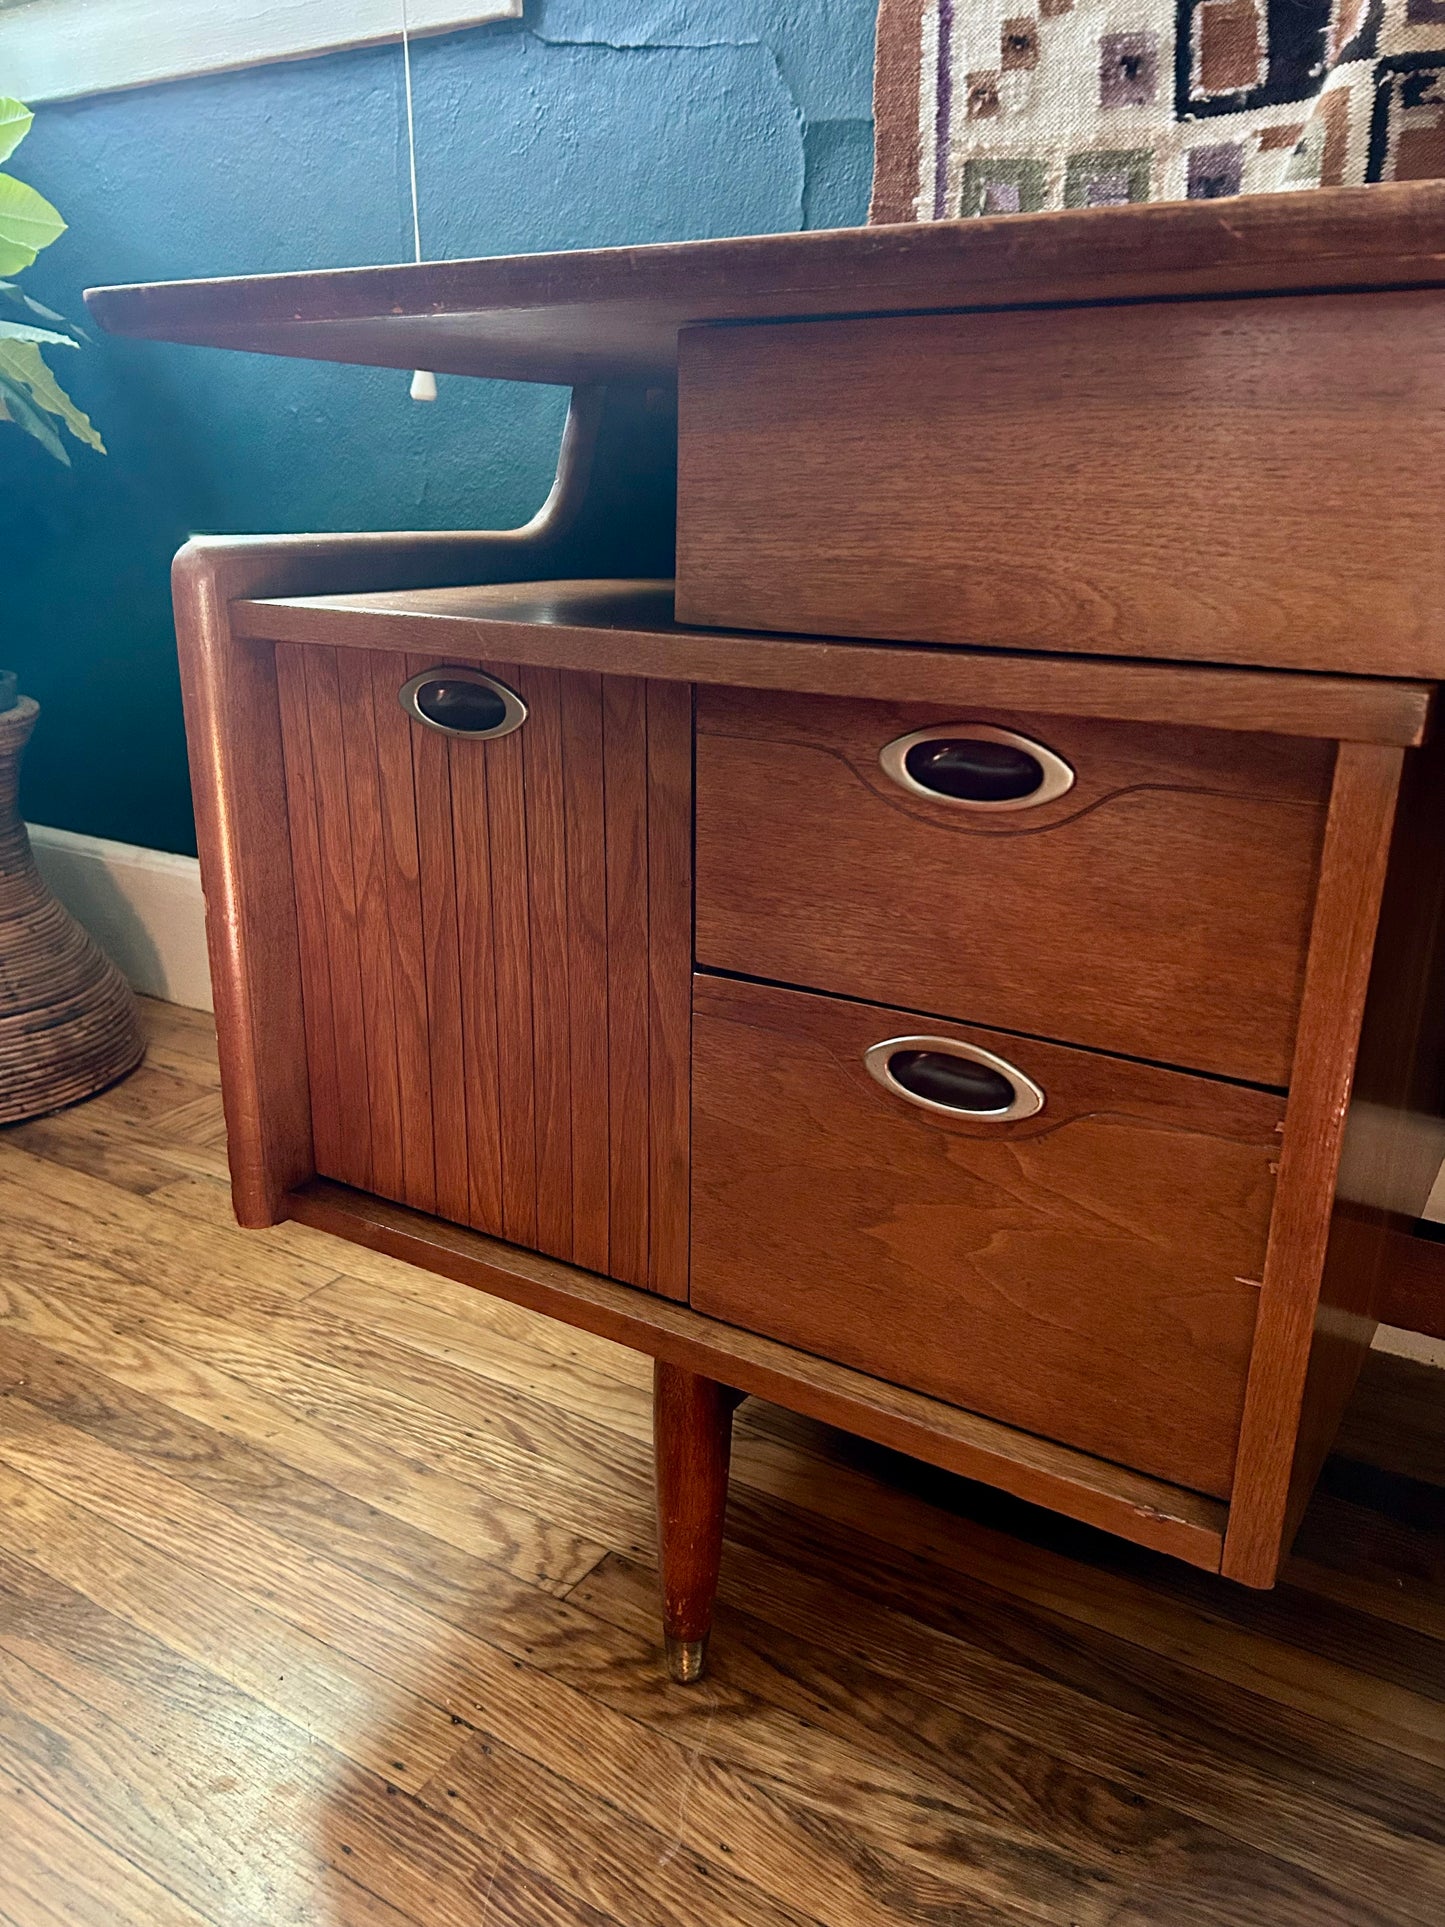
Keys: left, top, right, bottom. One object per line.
{"left": 0, "top": 171, "right": 66, "bottom": 275}
{"left": 0, "top": 370, "right": 69, "bottom": 463}
{"left": 0, "top": 99, "right": 32, "bottom": 167}
{"left": 0, "top": 339, "right": 104, "bottom": 452}
{"left": 0, "top": 317, "right": 76, "bottom": 347}
{"left": 0, "top": 280, "right": 87, "bottom": 339}
{"left": 1, "top": 280, "right": 64, "bottom": 319}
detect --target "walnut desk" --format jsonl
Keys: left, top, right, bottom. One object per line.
{"left": 90, "top": 182, "right": 1445, "bottom": 1682}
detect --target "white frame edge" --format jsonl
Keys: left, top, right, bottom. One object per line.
{"left": 0, "top": 0, "right": 523, "bottom": 104}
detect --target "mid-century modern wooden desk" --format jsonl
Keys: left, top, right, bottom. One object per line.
{"left": 91, "top": 182, "right": 1445, "bottom": 1681}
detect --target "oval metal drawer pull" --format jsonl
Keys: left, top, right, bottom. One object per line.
{"left": 864, "top": 1035, "right": 1045, "bottom": 1122}
{"left": 399, "top": 667, "right": 527, "bottom": 740}
{"left": 878, "top": 724, "right": 1074, "bottom": 811}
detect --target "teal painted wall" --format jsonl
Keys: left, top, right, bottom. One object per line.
{"left": 6, "top": 0, "right": 876, "bottom": 853}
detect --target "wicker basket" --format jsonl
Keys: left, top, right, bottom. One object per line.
{"left": 0, "top": 695, "right": 144, "bottom": 1124}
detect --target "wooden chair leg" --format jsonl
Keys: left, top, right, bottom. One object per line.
{"left": 653, "top": 1360, "right": 737, "bottom": 1683}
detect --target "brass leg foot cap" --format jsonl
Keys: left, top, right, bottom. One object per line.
{"left": 664, "top": 1635, "right": 709, "bottom": 1684}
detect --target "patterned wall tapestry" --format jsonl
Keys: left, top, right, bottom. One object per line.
{"left": 871, "top": 0, "right": 1445, "bottom": 219}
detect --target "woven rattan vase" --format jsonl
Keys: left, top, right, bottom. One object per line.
{"left": 0, "top": 694, "right": 144, "bottom": 1124}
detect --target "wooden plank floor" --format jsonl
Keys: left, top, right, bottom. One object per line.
{"left": 1, "top": 999, "right": 1443, "bottom": 1925}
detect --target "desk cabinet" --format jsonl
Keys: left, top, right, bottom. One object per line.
{"left": 272, "top": 643, "right": 691, "bottom": 1298}
{"left": 89, "top": 185, "right": 1445, "bottom": 1681}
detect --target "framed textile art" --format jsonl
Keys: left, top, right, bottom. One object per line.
{"left": 872, "top": 0, "right": 1445, "bottom": 219}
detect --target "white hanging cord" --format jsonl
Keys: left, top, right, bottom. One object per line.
{"left": 401, "top": 0, "right": 423, "bottom": 265}
{"left": 400, "top": 0, "right": 437, "bottom": 402}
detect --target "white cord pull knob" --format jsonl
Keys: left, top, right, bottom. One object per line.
{"left": 409, "top": 369, "right": 437, "bottom": 403}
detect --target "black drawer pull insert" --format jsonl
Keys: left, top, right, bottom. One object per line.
{"left": 879, "top": 724, "right": 1074, "bottom": 811}
{"left": 399, "top": 667, "right": 527, "bottom": 740}
{"left": 863, "top": 1035, "right": 1045, "bottom": 1122}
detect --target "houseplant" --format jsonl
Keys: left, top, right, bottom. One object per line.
{"left": 0, "top": 93, "right": 142, "bottom": 1122}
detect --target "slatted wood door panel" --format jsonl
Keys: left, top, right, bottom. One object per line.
{"left": 274, "top": 643, "right": 692, "bottom": 1298}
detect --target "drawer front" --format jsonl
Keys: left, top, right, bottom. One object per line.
{"left": 691, "top": 977, "right": 1279, "bottom": 1496}
{"left": 696, "top": 688, "right": 1331, "bottom": 1086}
{"left": 274, "top": 643, "right": 692, "bottom": 1298}
{"left": 676, "top": 294, "right": 1445, "bottom": 677}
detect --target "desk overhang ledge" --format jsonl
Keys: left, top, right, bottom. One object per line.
{"left": 85, "top": 181, "right": 1445, "bottom": 387}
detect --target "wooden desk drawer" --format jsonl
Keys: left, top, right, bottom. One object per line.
{"left": 696, "top": 688, "right": 1331, "bottom": 1086}
{"left": 691, "top": 976, "right": 1279, "bottom": 1496}
{"left": 676, "top": 294, "right": 1445, "bottom": 677}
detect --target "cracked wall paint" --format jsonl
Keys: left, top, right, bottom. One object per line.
{"left": 6, "top": 0, "right": 877, "bottom": 852}
{"left": 532, "top": 0, "right": 877, "bottom": 120}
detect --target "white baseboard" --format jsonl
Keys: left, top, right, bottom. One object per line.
{"left": 1373, "top": 1326, "right": 1445, "bottom": 1371}
{"left": 27, "top": 824, "right": 212, "bottom": 1013}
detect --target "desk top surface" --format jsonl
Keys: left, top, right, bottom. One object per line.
{"left": 86, "top": 182, "right": 1445, "bottom": 387}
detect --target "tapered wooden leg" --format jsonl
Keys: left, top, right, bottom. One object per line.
{"left": 653, "top": 1361, "right": 736, "bottom": 1684}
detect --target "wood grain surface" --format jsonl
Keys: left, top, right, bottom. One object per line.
{"left": 653, "top": 1362, "right": 734, "bottom": 1651}
{"left": 677, "top": 294, "right": 1445, "bottom": 678}
{"left": 274, "top": 644, "right": 692, "bottom": 1298}
{"left": 234, "top": 580, "right": 1436, "bottom": 748}
{"left": 85, "top": 179, "right": 1445, "bottom": 386}
{"left": 165, "top": 400, "right": 677, "bottom": 1231}
{"left": 696, "top": 687, "right": 1332, "bottom": 1086}
{"left": 690, "top": 975, "right": 1283, "bottom": 1497}
{"left": 2, "top": 996, "right": 1442, "bottom": 1927}
{"left": 171, "top": 558, "right": 314, "bottom": 1228}
{"left": 1225, "top": 744, "right": 1408, "bottom": 1584}
{"left": 1377, "top": 1229, "right": 1445, "bottom": 1342}
{"left": 1280, "top": 737, "right": 1445, "bottom": 1535}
